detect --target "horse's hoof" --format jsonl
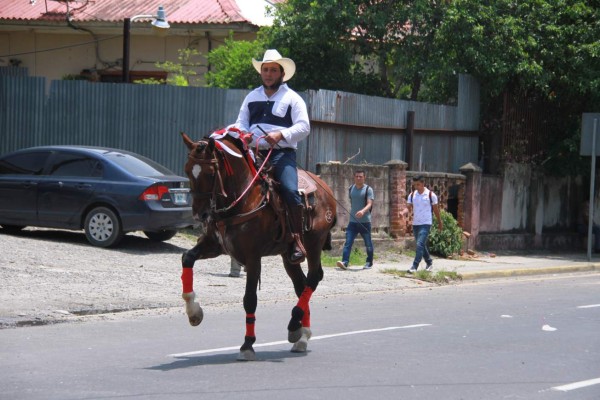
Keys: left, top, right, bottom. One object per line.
{"left": 302, "top": 327, "right": 312, "bottom": 340}
{"left": 291, "top": 339, "right": 308, "bottom": 353}
{"left": 290, "top": 327, "right": 312, "bottom": 352}
{"left": 237, "top": 349, "right": 256, "bottom": 361}
{"left": 183, "top": 293, "right": 204, "bottom": 327}
{"left": 187, "top": 303, "right": 204, "bottom": 326}
{"left": 288, "top": 327, "right": 303, "bottom": 343}
{"left": 188, "top": 309, "right": 203, "bottom": 327}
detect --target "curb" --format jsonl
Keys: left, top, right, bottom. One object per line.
{"left": 460, "top": 264, "right": 600, "bottom": 280}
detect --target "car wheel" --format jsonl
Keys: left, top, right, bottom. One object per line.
{"left": 1, "top": 225, "right": 25, "bottom": 232}
{"left": 84, "top": 207, "right": 123, "bottom": 247}
{"left": 144, "top": 229, "right": 177, "bottom": 242}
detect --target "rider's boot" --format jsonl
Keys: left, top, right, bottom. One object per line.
{"left": 289, "top": 204, "right": 307, "bottom": 264}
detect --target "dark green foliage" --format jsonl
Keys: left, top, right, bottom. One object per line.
{"left": 428, "top": 210, "right": 463, "bottom": 258}
{"left": 204, "top": 34, "right": 266, "bottom": 89}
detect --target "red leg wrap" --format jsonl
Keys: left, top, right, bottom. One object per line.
{"left": 301, "top": 306, "right": 311, "bottom": 328}
{"left": 181, "top": 268, "right": 194, "bottom": 293}
{"left": 297, "top": 287, "right": 313, "bottom": 312}
{"left": 245, "top": 313, "right": 256, "bottom": 337}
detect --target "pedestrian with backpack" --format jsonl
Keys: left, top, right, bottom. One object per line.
{"left": 406, "top": 175, "right": 443, "bottom": 274}
{"left": 337, "top": 170, "right": 375, "bottom": 270}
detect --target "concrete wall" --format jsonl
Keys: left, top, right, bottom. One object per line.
{"left": 477, "top": 163, "right": 585, "bottom": 250}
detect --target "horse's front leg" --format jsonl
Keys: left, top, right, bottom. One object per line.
{"left": 181, "top": 235, "right": 222, "bottom": 327}
{"left": 238, "top": 262, "right": 260, "bottom": 361}
{"left": 181, "top": 246, "right": 203, "bottom": 326}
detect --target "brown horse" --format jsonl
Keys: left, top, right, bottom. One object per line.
{"left": 180, "top": 129, "right": 336, "bottom": 361}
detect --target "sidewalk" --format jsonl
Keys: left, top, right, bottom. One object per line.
{"left": 370, "top": 251, "right": 600, "bottom": 279}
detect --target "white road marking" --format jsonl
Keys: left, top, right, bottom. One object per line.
{"left": 551, "top": 377, "right": 600, "bottom": 392}
{"left": 577, "top": 304, "right": 600, "bottom": 309}
{"left": 542, "top": 324, "right": 557, "bottom": 331}
{"left": 168, "top": 324, "right": 431, "bottom": 358}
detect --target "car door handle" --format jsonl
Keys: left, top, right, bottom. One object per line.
{"left": 22, "top": 182, "right": 38, "bottom": 188}
{"left": 76, "top": 183, "right": 92, "bottom": 189}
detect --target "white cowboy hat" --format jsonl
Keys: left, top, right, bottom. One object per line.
{"left": 252, "top": 49, "right": 296, "bottom": 82}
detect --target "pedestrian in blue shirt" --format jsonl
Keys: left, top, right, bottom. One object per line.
{"left": 337, "top": 170, "right": 375, "bottom": 270}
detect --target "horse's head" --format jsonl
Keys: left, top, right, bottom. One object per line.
{"left": 181, "top": 131, "right": 255, "bottom": 221}
{"left": 181, "top": 132, "right": 220, "bottom": 223}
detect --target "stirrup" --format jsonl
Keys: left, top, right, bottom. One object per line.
{"left": 289, "top": 234, "right": 306, "bottom": 264}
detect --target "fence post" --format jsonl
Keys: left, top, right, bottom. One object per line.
{"left": 406, "top": 111, "right": 415, "bottom": 170}
{"left": 386, "top": 160, "right": 408, "bottom": 238}
{"left": 459, "top": 162, "right": 482, "bottom": 248}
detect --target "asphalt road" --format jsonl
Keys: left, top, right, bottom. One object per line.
{"left": 1, "top": 273, "right": 599, "bottom": 400}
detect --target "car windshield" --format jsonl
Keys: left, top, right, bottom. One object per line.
{"left": 103, "top": 151, "right": 175, "bottom": 177}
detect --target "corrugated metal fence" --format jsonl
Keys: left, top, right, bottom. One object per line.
{"left": 1, "top": 71, "right": 480, "bottom": 175}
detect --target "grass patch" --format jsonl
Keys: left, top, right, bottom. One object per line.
{"left": 321, "top": 247, "right": 368, "bottom": 268}
{"left": 381, "top": 268, "right": 462, "bottom": 284}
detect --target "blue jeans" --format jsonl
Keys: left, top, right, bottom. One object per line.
{"left": 412, "top": 224, "right": 433, "bottom": 269}
{"left": 341, "top": 222, "right": 374, "bottom": 265}
{"left": 263, "top": 149, "right": 300, "bottom": 207}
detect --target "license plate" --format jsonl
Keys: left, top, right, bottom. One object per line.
{"left": 173, "top": 192, "right": 187, "bottom": 205}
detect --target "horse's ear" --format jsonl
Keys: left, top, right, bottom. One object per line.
{"left": 181, "top": 132, "right": 195, "bottom": 150}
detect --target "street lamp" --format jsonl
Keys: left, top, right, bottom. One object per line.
{"left": 122, "top": 6, "right": 170, "bottom": 83}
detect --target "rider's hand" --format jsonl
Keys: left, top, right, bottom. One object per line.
{"left": 265, "top": 131, "right": 283, "bottom": 146}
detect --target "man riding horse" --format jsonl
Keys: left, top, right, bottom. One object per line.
{"left": 180, "top": 50, "right": 336, "bottom": 360}
{"left": 233, "top": 49, "right": 308, "bottom": 264}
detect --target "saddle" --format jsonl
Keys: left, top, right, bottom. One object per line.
{"left": 219, "top": 132, "right": 318, "bottom": 243}
{"left": 263, "top": 169, "right": 318, "bottom": 237}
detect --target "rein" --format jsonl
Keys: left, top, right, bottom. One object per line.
{"left": 189, "top": 133, "right": 274, "bottom": 217}
{"left": 224, "top": 145, "right": 272, "bottom": 211}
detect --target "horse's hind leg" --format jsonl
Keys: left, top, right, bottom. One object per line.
{"left": 284, "top": 256, "right": 323, "bottom": 350}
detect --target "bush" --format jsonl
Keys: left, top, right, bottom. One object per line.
{"left": 428, "top": 210, "right": 463, "bottom": 257}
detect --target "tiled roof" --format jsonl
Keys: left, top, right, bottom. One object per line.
{"left": 0, "top": 0, "right": 252, "bottom": 25}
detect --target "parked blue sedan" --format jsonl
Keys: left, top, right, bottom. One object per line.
{"left": 0, "top": 145, "right": 194, "bottom": 247}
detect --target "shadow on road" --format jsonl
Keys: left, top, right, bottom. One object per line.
{"left": 148, "top": 350, "right": 307, "bottom": 370}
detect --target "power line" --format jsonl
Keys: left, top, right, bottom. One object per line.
{"left": 0, "top": 34, "right": 121, "bottom": 58}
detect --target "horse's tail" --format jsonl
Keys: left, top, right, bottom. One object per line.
{"left": 322, "top": 216, "right": 337, "bottom": 251}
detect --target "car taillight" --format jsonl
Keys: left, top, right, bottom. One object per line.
{"left": 139, "top": 185, "right": 170, "bottom": 201}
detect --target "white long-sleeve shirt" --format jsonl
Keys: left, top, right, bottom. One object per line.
{"left": 234, "top": 84, "right": 310, "bottom": 150}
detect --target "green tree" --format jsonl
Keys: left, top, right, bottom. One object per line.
{"left": 433, "top": 0, "right": 599, "bottom": 101}
{"left": 349, "top": 0, "right": 450, "bottom": 100}
{"left": 264, "top": 0, "right": 378, "bottom": 93}
{"left": 204, "top": 34, "right": 266, "bottom": 89}
{"left": 204, "top": 1, "right": 450, "bottom": 99}
{"left": 431, "top": 0, "right": 600, "bottom": 174}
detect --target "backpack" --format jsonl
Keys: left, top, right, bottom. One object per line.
{"left": 349, "top": 184, "right": 372, "bottom": 213}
